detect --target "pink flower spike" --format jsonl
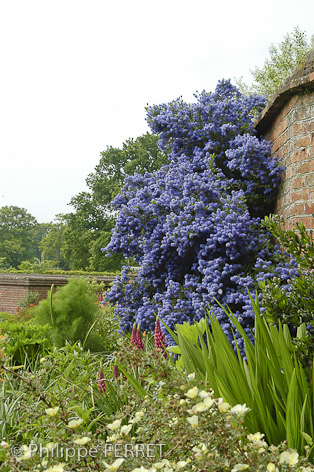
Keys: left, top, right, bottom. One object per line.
{"left": 113, "top": 364, "right": 120, "bottom": 379}
{"left": 97, "top": 369, "right": 106, "bottom": 393}
{"left": 135, "top": 325, "right": 145, "bottom": 350}
{"left": 154, "top": 318, "right": 167, "bottom": 358}
{"left": 130, "top": 323, "right": 137, "bottom": 349}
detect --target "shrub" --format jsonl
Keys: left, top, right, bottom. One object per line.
{"left": 34, "top": 278, "right": 100, "bottom": 349}
{"left": 0, "top": 321, "right": 51, "bottom": 365}
{"left": 260, "top": 215, "right": 314, "bottom": 366}
{"left": 164, "top": 293, "right": 314, "bottom": 453}
{"left": 104, "top": 80, "right": 298, "bottom": 348}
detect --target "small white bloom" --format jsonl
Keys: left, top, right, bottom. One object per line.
{"left": 131, "top": 467, "right": 150, "bottom": 472}
{"left": 187, "top": 372, "right": 195, "bottom": 381}
{"left": 16, "top": 445, "right": 32, "bottom": 461}
{"left": 46, "top": 464, "right": 66, "bottom": 472}
{"left": 106, "top": 433, "right": 120, "bottom": 442}
{"left": 179, "top": 399, "right": 186, "bottom": 406}
{"left": 230, "top": 403, "right": 250, "bottom": 416}
{"left": 187, "top": 405, "right": 198, "bottom": 415}
{"left": 279, "top": 450, "right": 299, "bottom": 466}
{"left": 1, "top": 441, "right": 9, "bottom": 449}
{"left": 185, "top": 387, "right": 199, "bottom": 399}
{"left": 177, "top": 460, "right": 188, "bottom": 468}
{"left": 103, "top": 458, "right": 125, "bottom": 471}
{"left": 247, "top": 432, "right": 265, "bottom": 442}
{"left": 231, "top": 464, "right": 249, "bottom": 471}
{"left": 198, "top": 390, "right": 210, "bottom": 398}
{"left": 68, "top": 418, "right": 83, "bottom": 428}
{"left": 218, "top": 402, "right": 231, "bottom": 413}
{"left": 107, "top": 419, "right": 122, "bottom": 431}
{"left": 40, "top": 357, "right": 47, "bottom": 363}
{"left": 153, "top": 459, "right": 170, "bottom": 469}
{"left": 120, "top": 424, "right": 132, "bottom": 436}
{"left": 266, "top": 463, "right": 277, "bottom": 472}
{"left": 74, "top": 437, "right": 91, "bottom": 445}
{"left": 45, "top": 407, "right": 59, "bottom": 417}
{"left": 194, "top": 401, "right": 210, "bottom": 412}
{"left": 187, "top": 415, "right": 198, "bottom": 428}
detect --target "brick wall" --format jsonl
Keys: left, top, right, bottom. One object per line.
{"left": 255, "top": 49, "right": 314, "bottom": 230}
{"left": 0, "top": 273, "right": 116, "bottom": 314}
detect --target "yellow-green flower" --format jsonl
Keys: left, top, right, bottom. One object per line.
{"left": 231, "top": 464, "right": 249, "bottom": 471}
{"left": 46, "top": 464, "right": 66, "bottom": 472}
{"left": 187, "top": 415, "right": 198, "bottom": 428}
{"left": 198, "top": 390, "right": 210, "bottom": 398}
{"left": 107, "top": 419, "right": 122, "bottom": 431}
{"left": 266, "top": 463, "right": 277, "bottom": 472}
{"left": 120, "top": 424, "right": 132, "bottom": 436}
{"left": 247, "top": 432, "right": 264, "bottom": 442}
{"left": 16, "top": 445, "right": 32, "bottom": 461}
{"left": 177, "top": 460, "right": 188, "bottom": 468}
{"left": 218, "top": 401, "right": 231, "bottom": 413}
{"left": 68, "top": 418, "right": 83, "bottom": 428}
{"left": 185, "top": 386, "right": 198, "bottom": 399}
{"left": 194, "top": 398, "right": 214, "bottom": 412}
{"left": 103, "top": 458, "right": 124, "bottom": 471}
{"left": 279, "top": 450, "right": 299, "bottom": 466}
{"left": 45, "top": 407, "right": 59, "bottom": 417}
{"left": 230, "top": 403, "right": 250, "bottom": 416}
{"left": 74, "top": 436, "right": 91, "bottom": 445}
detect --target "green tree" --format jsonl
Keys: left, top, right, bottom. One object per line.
{"left": 0, "top": 206, "right": 40, "bottom": 268}
{"left": 237, "top": 27, "right": 314, "bottom": 98}
{"left": 39, "top": 216, "right": 69, "bottom": 269}
{"left": 63, "top": 133, "right": 167, "bottom": 270}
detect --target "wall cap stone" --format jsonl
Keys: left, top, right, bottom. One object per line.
{"left": 255, "top": 49, "right": 314, "bottom": 135}
{"left": 0, "top": 273, "right": 116, "bottom": 287}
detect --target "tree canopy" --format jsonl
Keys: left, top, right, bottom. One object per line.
{"left": 61, "top": 132, "right": 167, "bottom": 271}
{"left": 0, "top": 206, "right": 46, "bottom": 268}
{"left": 237, "top": 26, "right": 314, "bottom": 98}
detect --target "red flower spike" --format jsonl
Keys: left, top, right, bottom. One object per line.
{"left": 113, "top": 364, "right": 119, "bottom": 379}
{"left": 135, "top": 325, "right": 145, "bottom": 350}
{"left": 130, "top": 323, "right": 137, "bottom": 349}
{"left": 154, "top": 318, "right": 167, "bottom": 358}
{"left": 97, "top": 369, "right": 106, "bottom": 393}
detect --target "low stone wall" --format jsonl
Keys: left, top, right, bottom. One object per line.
{"left": 0, "top": 273, "right": 116, "bottom": 314}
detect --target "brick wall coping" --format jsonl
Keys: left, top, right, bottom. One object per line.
{"left": 0, "top": 273, "right": 116, "bottom": 288}
{"left": 255, "top": 49, "right": 314, "bottom": 135}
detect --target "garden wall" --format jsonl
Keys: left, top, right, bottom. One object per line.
{"left": 255, "top": 49, "right": 314, "bottom": 230}
{"left": 0, "top": 273, "right": 116, "bottom": 314}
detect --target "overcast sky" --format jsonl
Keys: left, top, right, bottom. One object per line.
{"left": 0, "top": 0, "right": 313, "bottom": 223}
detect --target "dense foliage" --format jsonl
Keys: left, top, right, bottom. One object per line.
{"left": 260, "top": 215, "right": 314, "bottom": 366}
{"left": 61, "top": 133, "right": 167, "bottom": 271}
{"left": 237, "top": 26, "right": 314, "bottom": 98}
{"left": 0, "top": 206, "right": 48, "bottom": 269}
{"left": 105, "top": 80, "right": 298, "bottom": 347}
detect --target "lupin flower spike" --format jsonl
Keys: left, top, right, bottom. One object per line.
{"left": 97, "top": 369, "right": 106, "bottom": 393}
{"left": 154, "top": 318, "right": 167, "bottom": 358}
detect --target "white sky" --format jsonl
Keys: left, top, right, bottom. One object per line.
{"left": 0, "top": 0, "right": 313, "bottom": 223}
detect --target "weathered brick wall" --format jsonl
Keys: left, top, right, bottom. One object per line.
{"left": 255, "top": 50, "right": 314, "bottom": 230}
{"left": 0, "top": 274, "right": 116, "bottom": 314}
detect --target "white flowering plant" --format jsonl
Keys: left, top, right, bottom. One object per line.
{"left": 1, "top": 338, "right": 314, "bottom": 471}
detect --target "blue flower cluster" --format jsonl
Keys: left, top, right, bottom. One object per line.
{"left": 103, "top": 80, "right": 298, "bottom": 348}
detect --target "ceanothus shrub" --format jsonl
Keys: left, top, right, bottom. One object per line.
{"left": 103, "top": 80, "right": 298, "bottom": 349}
